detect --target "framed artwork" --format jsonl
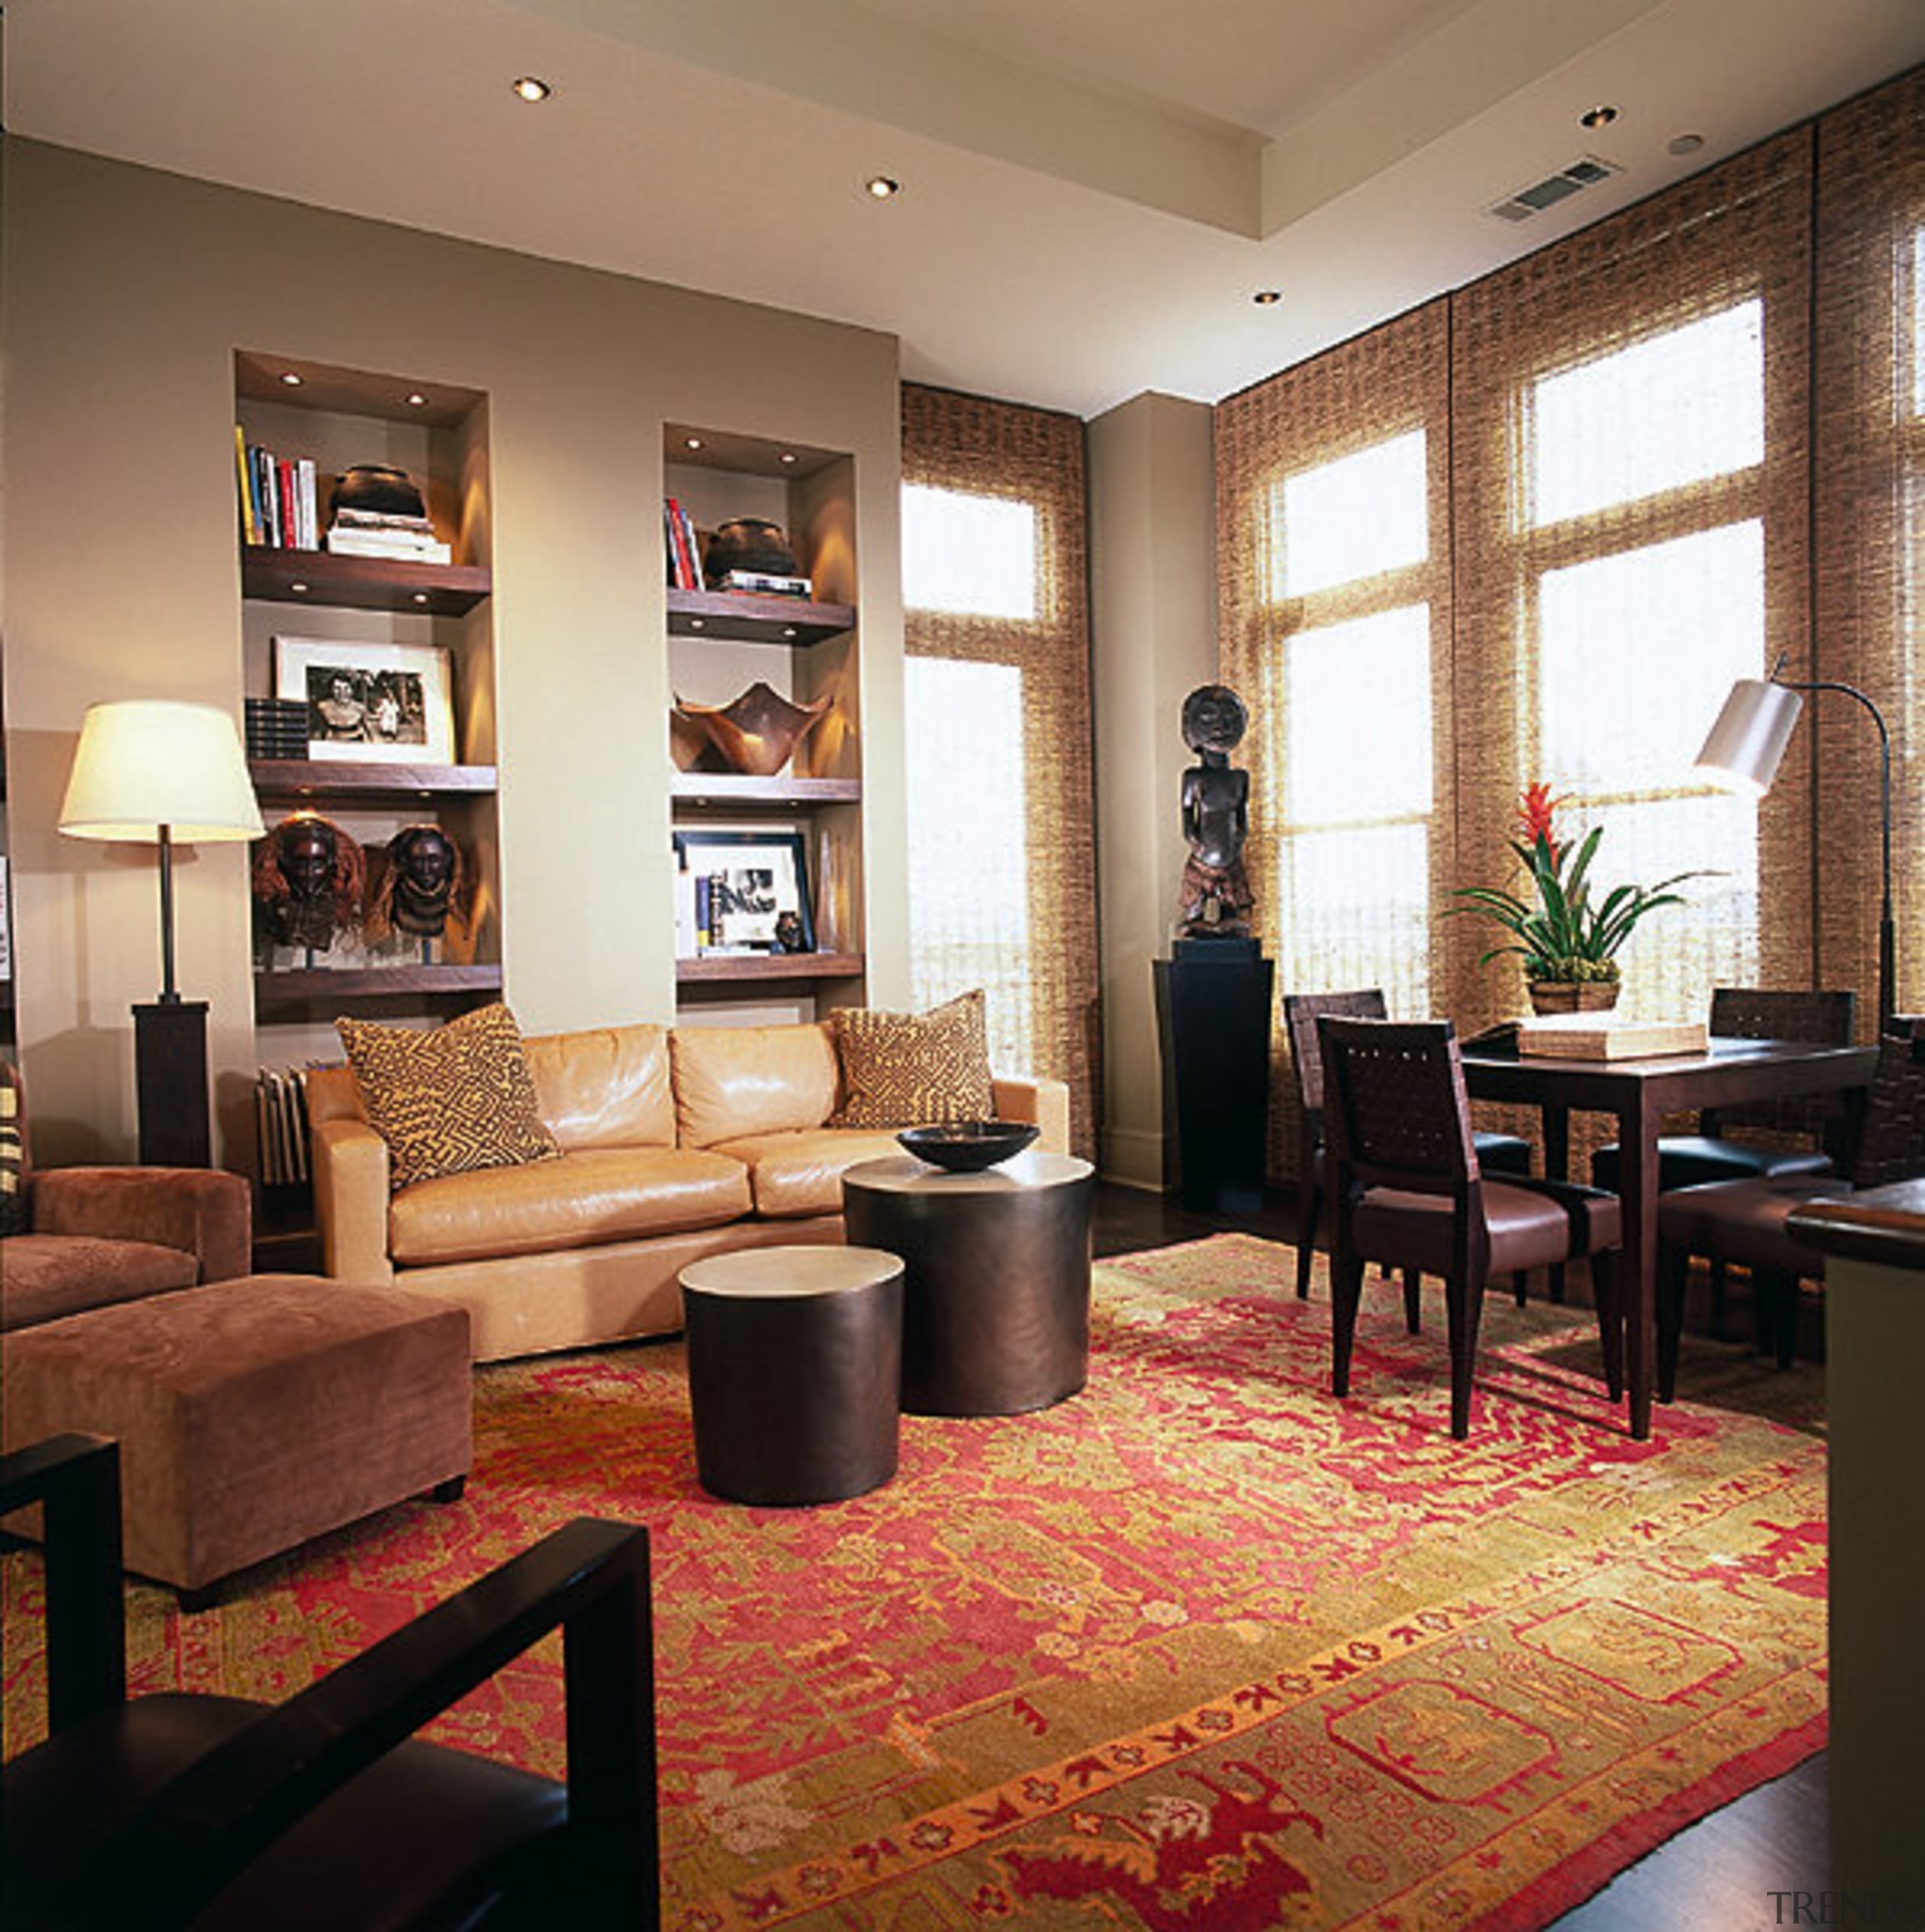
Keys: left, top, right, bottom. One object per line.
{"left": 272, "top": 635, "right": 456, "bottom": 764}
{"left": 673, "top": 829, "right": 815, "bottom": 954}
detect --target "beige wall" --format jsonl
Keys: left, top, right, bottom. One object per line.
{"left": 2, "top": 139, "right": 907, "bottom": 1166}
{"left": 1087, "top": 393, "right": 1217, "bottom": 1189}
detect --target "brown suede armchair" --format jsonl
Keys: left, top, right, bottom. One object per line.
{"left": 0, "top": 1063, "right": 253, "bottom": 1333}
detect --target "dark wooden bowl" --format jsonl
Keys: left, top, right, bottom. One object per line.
{"left": 896, "top": 1121, "right": 1039, "bottom": 1172}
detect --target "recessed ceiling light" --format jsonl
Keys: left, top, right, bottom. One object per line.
{"left": 684, "top": 435, "right": 703, "bottom": 450}
{"left": 280, "top": 371, "right": 303, "bottom": 386}
{"left": 405, "top": 391, "right": 428, "bottom": 408}
{"left": 1668, "top": 132, "right": 1706, "bottom": 156}
{"left": 865, "top": 175, "right": 901, "bottom": 201}
{"left": 1252, "top": 290, "right": 1283, "bottom": 306}
{"left": 290, "top": 581, "right": 309, "bottom": 594}
{"left": 780, "top": 452, "right": 798, "bottom": 465}
{"left": 512, "top": 76, "right": 552, "bottom": 103}
{"left": 1580, "top": 104, "right": 1619, "bottom": 130}
{"left": 413, "top": 593, "right": 430, "bottom": 605}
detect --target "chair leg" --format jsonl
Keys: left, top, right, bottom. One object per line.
{"left": 1511, "top": 1269, "right": 1528, "bottom": 1309}
{"left": 1402, "top": 1270, "right": 1422, "bottom": 1334}
{"left": 1331, "top": 1250, "right": 1366, "bottom": 1398}
{"left": 1760, "top": 1269, "right": 1802, "bottom": 1369}
{"left": 1445, "top": 1274, "right": 1484, "bottom": 1439}
{"left": 1548, "top": 1263, "right": 1566, "bottom": 1304}
{"left": 1656, "top": 1248, "right": 1690, "bottom": 1404}
{"left": 1706, "top": 1257, "right": 1729, "bottom": 1339}
{"left": 1592, "top": 1251, "right": 1624, "bottom": 1403}
{"left": 1295, "top": 1175, "right": 1320, "bottom": 1300}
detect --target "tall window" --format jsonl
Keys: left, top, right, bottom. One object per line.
{"left": 901, "top": 389, "right": 1097, "bottom": 1154}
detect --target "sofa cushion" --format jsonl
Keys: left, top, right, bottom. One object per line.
{"left": 336, "top": 1003, "right": 561, "bottom": 1191}
{"left": 712, "top": 1127, "right": 907, "bottom": 1218}
{"left": 0, "top": 1234, "right": 202, "bottom": 1331}
{"left": 0, "top": 1063, "right": 27, "bottom": 1236}
{"left": 387, "top": 1146, "right": 752, "bottom": 1268}
{"left": 671, "top": 1024, "right": 841, "bottom": 1149}
{"left": 523, "top": 1024, "right": 675, "bottom": 1151}
{"left": 829, "top": 990, "right": 996, "bottom": 1128}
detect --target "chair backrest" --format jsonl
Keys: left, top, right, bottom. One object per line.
{"left": 1851, "top": 1018, "right": 1925, "bottom": 1189}
{"left": 1706, "top": 986, "right": 1857, "bottom": 1139}
{"left": 1284, "top": 988, "right": 1388, "bottom": 1124}
{"left": 1317, "top": 1016, "right": 1478, "bottom": 1197}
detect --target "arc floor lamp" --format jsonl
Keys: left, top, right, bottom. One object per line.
{"left": 1694, "top": 653, "right": 1896, "bottom": 1028}
{"left": 58, "top": 699, "right": 264, "bottom": 1164}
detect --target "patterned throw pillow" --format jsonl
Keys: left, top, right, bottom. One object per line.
{"left": 830, "top": 990, "right": 997, "bottom": 1129}
{"left": 335, "top": 1003, "right": 561, "bottom": 1193}
{"left": 0, "top": 1062, "right": 27, "bottom": 1236}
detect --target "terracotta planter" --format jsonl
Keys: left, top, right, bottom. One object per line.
{"left": 1528, "top": 980, "right": 1620, "bottom": 1017}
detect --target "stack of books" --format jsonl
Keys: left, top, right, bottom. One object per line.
{"left": 244, "top": 696, "right": 311, "bottom": 762}
{"left": 236, "top": 427, "right": 319, "bottom": 550}
{"left": 664, "top": 499, "right": 705, "bottom": 590}
{"left": 326, "top": 505, "right": 451, "bottom": 565}
{"left": 1517, "top": 1014, "right": 1709, "bottom": 1060}
{"left": 714, "top": 568, "right": 813, "bottom": 598}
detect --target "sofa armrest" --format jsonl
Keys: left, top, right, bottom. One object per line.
{"left": 31, "top": 1166, "right": 253, "bottom": 1282}
{"left": 992, "top": 1074, "right": 1072, "bottom": 1155}
{"left": 310, "top": 1117, "right": 396, "bottom": 1284}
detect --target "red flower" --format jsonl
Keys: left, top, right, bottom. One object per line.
{"left": 1515, "top": 782, "right": 1563, "bottom": 859}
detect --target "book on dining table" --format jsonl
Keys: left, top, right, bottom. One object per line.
{"left": 1516, "top": 1013, "right": 1709, "bottom": 1060}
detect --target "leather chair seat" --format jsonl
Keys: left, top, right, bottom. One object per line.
{"left": 711, "top": 1127, "right": 906, "bottom": 1218}
{"left": 1355, "top": 1180, "right": 1621, "bottom": 1281}
{"left": 1657, "top": 1174, "right": 1842, "bottom": 1277}
{"left": 389, "top": 1146, "right": 752, "bottom": 1267}
{"left": 1592, "top": 1135, "right": 1832, "bottom": 1193}
{"left": 5, "top": 1693, "right": 569, "bottom": 1932}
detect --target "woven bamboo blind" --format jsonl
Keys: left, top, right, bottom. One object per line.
{"left": 900, "top": 384, "right": 1099, "bottom": 1156}
{"left": 1814, "top": 67, "right": 1924, "bottom": 1023}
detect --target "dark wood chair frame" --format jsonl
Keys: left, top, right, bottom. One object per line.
{"left": 1320, "top": 1017, "right": 1623, "bottom": 1439}
{"left": 2, "top": 1433, "right": 659, "bottom": 1931}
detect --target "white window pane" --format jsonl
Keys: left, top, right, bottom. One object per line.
{"left": 1284, "top": 606, "right": 1432, "bottom": 826}
{"left": 1278, "top": 824, "right": 1430, "bottom": 1015}
{"left": 1270, "top": 430, "right": 1427, "bottom": 599}
{"left": 1538, "top": 522, "right": 1763, "bottom": 793}
{"left": 904, "top": 657, "right": 1032, "bottom": 1069}
{"left": 902, "top": 484, "right": 1037, "bottom": 620}
{"left": 1530, "top": 302, "right": 1763, "bottom": 525}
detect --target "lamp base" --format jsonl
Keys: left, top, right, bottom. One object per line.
{"left": 133, "top": 999, "right": 211, "bottom": 1167}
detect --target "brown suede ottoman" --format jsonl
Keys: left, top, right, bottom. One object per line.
{"left": 2, "top": 1274, "right": 471, "bottom": 1603}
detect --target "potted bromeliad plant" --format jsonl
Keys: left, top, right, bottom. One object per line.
{"left": 1451, "top": 783, "right": 1706, "bottom": 1015}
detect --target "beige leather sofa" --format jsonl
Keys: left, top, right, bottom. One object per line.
{"left": 306, "top": 1018, "right": 1071, "bottom": 1362}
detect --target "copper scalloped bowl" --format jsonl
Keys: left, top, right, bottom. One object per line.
{"left": 673, "top": 681, "right": 832, "bottom": 778}
{"left": 896, "top": 1121, "right": 1040, "bottom": 1172}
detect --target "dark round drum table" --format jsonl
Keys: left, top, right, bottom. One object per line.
{"left": 678, "top": 1244, "right": 904, "bottom": 1506}
{"left": 841, "top": 1151, "right": 1096, "bottom": 1417}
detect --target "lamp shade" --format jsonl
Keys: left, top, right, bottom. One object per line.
{"left": 1693, "top": 677, "right": 1804, "bottom": 797}
{"left": 59, "top": 700, "right": 264, "bottom": 843}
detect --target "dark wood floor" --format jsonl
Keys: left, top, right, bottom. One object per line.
{"left": 1091, "top": 1178, "right": 1830, "bottom": 1930}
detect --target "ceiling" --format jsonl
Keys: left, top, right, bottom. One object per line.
{"left": 7, "top": 0, "right": 1923, "bottom": 419}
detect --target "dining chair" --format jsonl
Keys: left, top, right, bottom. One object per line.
{"left": 1654, "top": 1018, "right": 1925, "bottom": 1396}
{"left": 1317, "top": 1016, "right": 1623, "bottom": 1439}
{"left": 1284, "top": 990, "right": 1532, "bottom": 1312}
{"left": 2, "top": 1432, "right": 659, "bottom": 1930}
{"left": 1592, "top": 987, "right": 1855, "bottom": 1337}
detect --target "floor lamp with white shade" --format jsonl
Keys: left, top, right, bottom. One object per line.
{"left": 1693, "top": 652, "right": 1895, "bottom": 1028}
{"left": 58, "top": 699, "right": 264, "bottom": 1163}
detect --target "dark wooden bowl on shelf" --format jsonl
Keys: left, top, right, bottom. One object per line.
{"left": 896, "top": 1121, "right": 1039, "bottom": 1172}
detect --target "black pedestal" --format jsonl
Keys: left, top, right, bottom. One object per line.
{"left": 133, "top": 999, "right": 211, "bottom": 1167}
{"left": 1153, "top": 942, "right": 1273, "bottom": 1214}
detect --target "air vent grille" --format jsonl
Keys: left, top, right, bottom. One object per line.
{"left": 1485, "top": 154, "right": 1623, "bottom": 223}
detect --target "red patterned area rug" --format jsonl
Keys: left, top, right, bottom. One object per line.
{"left": 4, "top": 1234, "right": 1826, "bottom": 1930}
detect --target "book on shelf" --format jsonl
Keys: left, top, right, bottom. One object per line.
{"left": 236, "top": 432, "right": 320, "bottom": 550}
{"left": 1517, "top": 1013, "right": 1709, "bottom": 1060}
{"left": 663, "top": 498, "right": 705, "bottom": 592}
{"left": 326, "top": 528, "right": 453, "bottom": 564}
{"left": 714, "top": 569, "right": 813, "bottom": 598}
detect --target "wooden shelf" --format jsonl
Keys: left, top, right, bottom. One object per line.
{"left": 241, "top": 547, "right": 491, "bottom": 617}
{"left": 669, "top": 773, "right": 859, "bottom": 806}
{"left": 251, "top": 759, "right": 498, "bottom": 802}
{"left": 667, "top": 587, "right": 853, "bottom": 646}
{"left": 254, "top": 963, "right": 502, "bottom": 1020}
{"left": 676, "top": 951, "right": 864, "bottom": 985}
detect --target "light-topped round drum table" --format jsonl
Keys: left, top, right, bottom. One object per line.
{"left": 841, "top": 1151, "right": 1096, "bottom": 1417}
{"left": 678, "top": 1244, "right": 904, "bottom": 1506}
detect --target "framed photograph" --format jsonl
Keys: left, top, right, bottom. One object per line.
{"left": 673, "top": 829, "right": 814, "bottom": 954}
{"left": 272, "top": 635, "right": 456, "bottom": 765}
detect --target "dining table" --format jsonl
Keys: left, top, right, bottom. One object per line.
{"left": 1458, "top": 1034, "right": 1881, "bottom": 1438}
